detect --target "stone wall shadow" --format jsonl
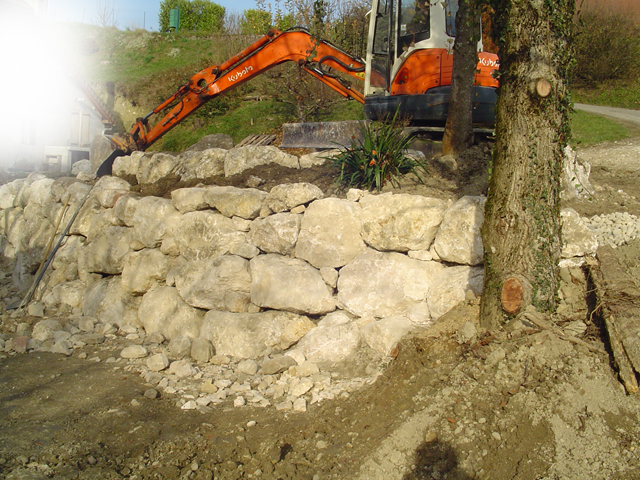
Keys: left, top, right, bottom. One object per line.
{"left": 401, "top": 440, "right": 476, "bottom": 480}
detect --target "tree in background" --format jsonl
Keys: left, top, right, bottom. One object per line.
{"left": 240, "top": 9, "right": 272, "bottom": 34}
{"left": 480, "top": 0, "right": 574, "bottom": 329}
{"left": 442, "top": 0, "right": 481, "bottom": 155}
{"left": 159, "top": 0, "right": 225, "bottom": 33}
{"left": 95, "top": 0, "right": 119, "bottom": 28}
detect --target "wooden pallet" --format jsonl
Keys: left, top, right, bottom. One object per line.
{"left": 235, "top": 134, "right": 277, "bottom": 148}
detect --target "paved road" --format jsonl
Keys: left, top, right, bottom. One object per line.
{"left": 575, "top": 103, "right": 640, "bottom": 125}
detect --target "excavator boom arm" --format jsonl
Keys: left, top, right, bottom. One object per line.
{"left": 126, "top": 29, "right": 365, "bottom": 152}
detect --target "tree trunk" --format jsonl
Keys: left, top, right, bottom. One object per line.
{"left": 442, "top": 0, "right": 480, "bottom": 155}
{"left": 479, "top": 0, "right": 574, "bottom": 330}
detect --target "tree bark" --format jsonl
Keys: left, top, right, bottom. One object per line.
{"left": 479, "top": 0, "right": 574, "bottom": 330}
{"left": 442, "top": 0, "right": 481, "bottom": 155}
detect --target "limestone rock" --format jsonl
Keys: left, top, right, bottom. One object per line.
{"left": 337, "top": 249, "right": 445, "bottom": 322}
{"left": 262, "top": 355, "right": 297, "bottom": 375}
{"left": 295, "top": 197, "right": 366, "bottom": 268}
{"left": 137, "top": 152, "right": 180, "bottom": 185}
{"left": 32, "top": 319, "right": 62, "bottom": 342}
{"left": 168, "top": 336, "right": 192, "bottom": 358}
{"left": 83, "top": 226, "right": 133, "bottom": 275}
{"left": 120, "top": 345, "right": 148, "bottom": 359}
{"left": 200, "top": 310, "right": 313, "bottom": 359}
{"left": 265, "top": 183, "right": 324, "bottom": 213}
{"left": 427, "top": 266, "right": 484, "bottom": 320}
{"left": 177, "top": 148, "right": 227, "bottom": 181}
{"left": 250, "top": 254, "right": 335, "bottom": 315}
{"left": 171, "top": 187, "right": 210, "bottom": 214}
{"left": 191, "top": 337, "right": 214, "bottom": 363}
{"left": 248, "top": 212, "right": 301, "bottom": 255}
{"left": 224, "top": 146, "right": 299, "bottom": 177}
{"left": 82, "top": 276, "right": 143, "bottom": 327}
{"left": 174, "top": 255, "right": 251, "bottom": 312}
{"left": 433, "top": 196, "right": 486, "bottom": 266}
{"left": 174, "top": 211, "right": 246, "bottom": 261}
{"left": 112, "top": 151, "right": 145, "bottom": 178}
{"left": 204, "top": 186, "right": 267, "bottom": 219}
{"left": 298, "top": 149, "right": 339, "bottom": 168}
{"left": 147, "top": 353, "right": 170, "bottom": 372}
{"left": 132, "top": 197, "right": 182, "bottom": 248}
{"left": 296, "top": 318, "right": 361, "bottom": 366}
{"left": 561, "top": 208, "right": 598, "bottom": 258}
{"left": 138, "top": 286, "right": 204, "bottom": 340}
{"left": 360, "top": 193, "right": 447, "bottom": 252}
{"left": 360, "top": 316, "right": 414, "bottom": 355}
{"left": 121, "top": 248, "right": 172, "bottom": 295}
{"left": 113, "top": 194, "right": 140, "bottom": 227}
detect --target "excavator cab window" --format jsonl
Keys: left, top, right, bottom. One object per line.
{"left": 370, "top": 0, "right": 394, "bottom": 90}
{"left": 398, "top": 0, "right": 430, "bottom": 55}
{"left": 444, "top": 0, "right": 458, "bottom": 36}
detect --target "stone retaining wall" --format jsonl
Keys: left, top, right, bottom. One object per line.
{"left": 0, "top": 146, "right": 598, "bottom": 367}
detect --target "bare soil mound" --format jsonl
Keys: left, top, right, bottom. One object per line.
{"left": 1, "top": 138, "right": 640, "bottom": 480}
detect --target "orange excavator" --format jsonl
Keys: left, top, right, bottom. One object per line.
{"left": 97, "top": 0, "right": 499, "bottom": 176}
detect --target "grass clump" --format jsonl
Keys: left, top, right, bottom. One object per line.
{"left": 332, "top": 114, "right": 425, "bottom": 192}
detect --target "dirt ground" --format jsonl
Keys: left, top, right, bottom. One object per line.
{"left": 1, "top": 135, "right": 640, "bottom": 480}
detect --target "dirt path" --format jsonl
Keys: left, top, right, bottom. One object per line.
{"left": 1, "top": 138, "right": 640, "bottom": 480}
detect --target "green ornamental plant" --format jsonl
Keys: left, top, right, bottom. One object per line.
{"left": 332, "top": 114, "right": 425, "bottom": 191}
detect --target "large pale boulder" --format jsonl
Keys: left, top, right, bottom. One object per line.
{"left": 121, "top": 248, "right": 172, "bottom": 295}
{"left": 265, "top": 183, "right": 324, "bottom": 213}
{"left": 433, "top": 196, "right": 486, "bottom": 265}
{"left": 295, "top": 197, "right": 366, "bottom": 268}
{"left": 26, "top": 178, "right": 55, "bottom": 207}
{"left": 0, "top": 179, "right": 24, "bottom": 209}
{"left": 82, "top": 277, "right": 142, "bottom": 327}
{"left": 112, "top": 151, "right": 145, "bottom": 178}
{"left": 44, "top": 279, "right": 85, "bottom": 309}
{"left": 137, "top": 153, "right": 180, "bottom": 185}
{"left": 360, "top": 193, "right": 447, "bottom": 252}
{"left": 337, "top": 249, "right": 445, "bottom": 322}
{"left": 200, "top": 310, "right": 314, "bottom": 359}
{"left": 250, "top": 254, "right": 335, "bottom": 315}
{"left": 174, "top": 255, "right": 251, "bottom": 312}
{"left": 174, "top": 210, "right": 246, "bottom": 261}
{"left": 68, "top": 197, "right": 102, "bottom": 238}
{"left": 224, "top": 146, "right": 299, "bottom": 177}
{"left": 93, "top": 176, "right": 131, "bottom": 209}
{"left": 248, "top": 212, "right": 301, "bottom": 255}
{"left": 82, "top": 226, "right": 133, "bottom": 275}
{"left": 171, "top": 187, "right": 210, "bottom": 214}
{"left": 14, "top": 173, "right": 46, "bottom": 207}
{"left": 561, "top": 207, "right": 598, "bottom": 258}
{"left": 204, "top": 186, "right": 267, "bottom": 219}
{"left": 138, "top": 286, "right": 204, "bottom": 339}
{"left": 113, "top": 194, "right": 140, "bottom": 227}
{"left": 359, "top": 315, "right": 414, "bottom": 355}
{"left": 132, "top": 197, "right": 182, "bottom": 248}
{"left": 296, "top": 317, "right": 361, "bottom": 366}
{"left": 177, "top": 148, "right": 227, "bottom": 181}
{"left": 298, "top": 149, "right": 339, "bottom": 168}
{"left": 426, "top": 266, "right": 484, "bottom": 320}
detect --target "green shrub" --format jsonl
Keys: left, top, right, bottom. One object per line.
{"left": 159, "top": 0, "right": 225, "bottom": 33}
{"left": 332, "top": 115, "right": 425, "bottom": 191}
{"left": 574, "top": 7, "right": 640, "bottom": 85}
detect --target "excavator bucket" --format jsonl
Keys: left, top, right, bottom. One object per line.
{"left": 89, "top": 134, "right": 125, "bottom": 177}
{"left": 280, "top": 121, "right": 366, "bottom": 149}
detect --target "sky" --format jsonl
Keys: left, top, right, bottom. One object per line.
{"left": 45, "top": 0, "right": 257, "bottom": 30}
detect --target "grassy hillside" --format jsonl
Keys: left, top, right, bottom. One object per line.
{"left": 66, "top": 25, "right": 636, "bottom": 152}
{"left": 69, "top": 26, "right": 364, "bottom": 151}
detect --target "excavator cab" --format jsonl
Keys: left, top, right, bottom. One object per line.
{"left": 363, "top": 0, "right": 498, "bottom": 125}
